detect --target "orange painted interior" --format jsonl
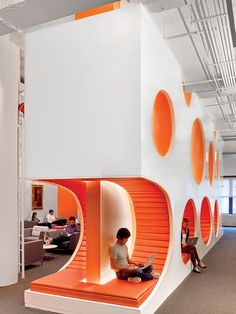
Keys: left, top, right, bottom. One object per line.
{"left": 181, "top": 199, "right": 196, "bottom": 264}
{"left": 208, "top": 142, "right": 214, "bottom": 186}
{"left": 58, "top": 186, "right": 78, "bottom": 222}
{"left": 183, "top": 85, "right": 192, "bottom": 106}
{"left": 200, "top": 197, "right": 212, "bottom": 245}
{"left": 152, "top": 90, "right": 175, "bottom": 157}
{"left": 86, "top": 181, "right": 101, "bottom": 283}
{"left": 30, "top": 177, "right": 171, "bottom": 308}
{"left": 75, "top": 1, "right": 120, "bottom": 20}
{"left": 191, "top": 118, "right": 205, "bottom": 185}
{"left": 214, "top": 200, "right": 219, "bottom": 236}
{"left": 216, "top": 150, "right": 220, "bottom": 179}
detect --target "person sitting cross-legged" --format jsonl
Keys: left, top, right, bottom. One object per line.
{"left": 110, "top": 228, "right": 160, "bottom": 284}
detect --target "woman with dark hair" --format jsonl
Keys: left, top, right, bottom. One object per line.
{"left": 110, "top": 228, "right": 160, "bottom": 283}
{"left": 181, "top": 217, "right": 207, "bottom": 273}
{"left": 31, "top": 212, "right": 40, "bottom": 223}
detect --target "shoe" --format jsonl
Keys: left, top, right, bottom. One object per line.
{"left": 193, "top": 267, "right": 201, "bottom": 273}
{"left": 198, "top": 262, "right": 207, "bottom": 269}
{"left": 128, "top": 277, "right": 141, "bottom": 284}
{"left": 152, "top": 272, "right": 161, "bottom": 279}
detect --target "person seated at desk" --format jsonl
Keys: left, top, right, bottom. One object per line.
{"left": 110, "top": 228, "right": 160, "bottom": 284}
{"left": 53, "top": 216, "right": 80, "bottom": 247}
{"left": 46, "top": 209, "right": 67, "bottom": 227}
{"left": 32, "top": 211, "right": 40, "bottom": 223}
{"left": 181, "top": 217, "right": 207, "bottom": 273}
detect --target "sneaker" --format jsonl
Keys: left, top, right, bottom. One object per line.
{"left": 152, "top": 272, "right": 160, "bottom": 279}
{"left": 128, "top": 277, "right": 142, "bottom": 284}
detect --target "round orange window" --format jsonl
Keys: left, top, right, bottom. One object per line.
{"left": 152, "top": 90, "right": 175, "bottom": 157}
{"left": 191, "top": 119, "right": 205, "bottom": 185}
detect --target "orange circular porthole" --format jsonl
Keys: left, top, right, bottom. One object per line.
{"left": 216, "top": 150, "right": 220, "bottom": 179}
{"left": 214, "top": 200, "right": 219, "bottom": 236}
{"left": 208, "top": 142, "right": 214, "bottom": 186}
{"left": 200, "top": 197, "right": 212, "bottom": 245}
{"left": 191, "top": 119, "right": 205, "bottom": 185}
{"left": 181, "top": 199, "right": 197, "bottom": 264}
{"left": 152, "top": 90, "right": 175, "bottom": 157}
{"left": 183, "top": 85, "right": 192, "bottom": 106}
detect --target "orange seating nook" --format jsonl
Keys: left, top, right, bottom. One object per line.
{"left": 30, "top": 178, "right": 170, "bottom": 307}
{"left": 181, "top": 199, "right": 196, "bottom": 264}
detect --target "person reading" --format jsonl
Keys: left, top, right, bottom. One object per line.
{"left": 31, "top": 212, "right": 40, "bottom": 223}
{"left": 52, "top": 216, "right": 80, "bottom": 247}
{"left": 110, "top": 228, "right": 160, "bottom": 283}
{"left": 46, "top": 209, "right": 67, "bottom": 227}
{"left": 181, "top": 217, "right": 207, "bottom": 273}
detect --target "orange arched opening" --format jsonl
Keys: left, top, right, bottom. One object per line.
{"left": 183, "top": 85, "right": 192, "bottom": 106}
{"left": 152, "top": 90, "right": 175, "bottom": 157}
{"left": 214, "top": 200, "right": 219, "bottom": 237}
{"left": 200, "top": 197, "right": 212, "bottom": 245}
{"left": 191, "top": 118, "right": 205, "bottom": 185}
{"left": 30, "top": 177, "right": 171, "bottom": 308}
{"left": 208, "top": 142, "right": 214, "bottom": 186}
{"left": 181, "top": 199, "right": 197, "bottom": 264}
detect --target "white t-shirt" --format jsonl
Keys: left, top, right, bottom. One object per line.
{"left": 110, "top": 242, "right": 129, "bottom": 270}
{"left": 182, "top": 233, "right": 187, "bottom": 245}
{"left": 46, "top": 213, "right": 56, "bottom": 223}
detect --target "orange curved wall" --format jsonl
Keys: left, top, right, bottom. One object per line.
{"left": 200, "top": 197, "right": 212, "bottom": 245}
{"left": 183, "top": 85, "right": 192, "bottom": 106}
{"left": 214, "top": 200, "right": 219, "bottom": 236}
{"left": 182, "top": 199, "right": 196, "bottom": 264}
{"left": 152, "top": 90, "right": 175, "bottom": 157}
{"left": 58, "top": 186, "right": 78, "bottom": 221}
{"left": 191, "top": 119, "right": 205, "bottom": 185}
{"left": 208, "top": 142, "right": 214, "bottom": 186}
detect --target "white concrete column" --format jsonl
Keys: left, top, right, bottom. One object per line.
{"left": 0, "top": 36, "right": 19, "bottom": 286}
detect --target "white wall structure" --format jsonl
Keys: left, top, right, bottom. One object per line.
{"left": 25, "top": 181, "right": 58, "bottom": 221}
{"left": 24, "top": 4, "right": 223, "bottom": 314}
{"left": 24, "top": 7, "right": 141, "bottom": 179}
{"left": 0, "top": 36, "right": 19, "bottom": 286}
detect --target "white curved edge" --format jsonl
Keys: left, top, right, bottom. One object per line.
{"left": 24, "top": 290, "right": 143, "bottom": 314}
{"left": 59, "top": 186, "right": 84, "bottom": 271}
{"left": 34, "top": 180, "right": 84, "bottom": 272}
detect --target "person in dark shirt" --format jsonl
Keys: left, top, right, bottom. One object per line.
{"left": 32, "top": 212, "right": 40, "bottom": 223}
{"left": 52, "top": 216, "right": 80, "bottom": 248}
{"left": 66, "top": 216, "right": 80, "bottom": 235}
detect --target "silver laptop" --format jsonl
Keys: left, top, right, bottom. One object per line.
{"left": 186, "top": 237, "right": 198, "bottom": 246}
{"left": 141, "top": 253, "right": 156, "bottom": 269}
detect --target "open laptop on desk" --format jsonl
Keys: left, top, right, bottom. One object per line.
{"left": 186, "top": 236, "right": 198, "bottom": 246}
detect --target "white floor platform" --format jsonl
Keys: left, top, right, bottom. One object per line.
{"left": 24, "top": 289, "right": 143, "bottom": 314}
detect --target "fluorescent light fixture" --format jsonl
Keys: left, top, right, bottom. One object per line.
{"left": 226, "top": 0, "right": 236, "bottom": 47}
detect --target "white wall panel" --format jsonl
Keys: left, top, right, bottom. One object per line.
{"left": 0, "top": 36, "right": 19, "bottom": 286}
{"left": 25, "top": 7, "right": 141, "bottom": 178}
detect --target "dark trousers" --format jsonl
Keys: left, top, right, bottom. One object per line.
{"left": 116, "top": 265, "right": 154, "bottom": 281}
{"left": 182, "top": 245, "right": 200, "bottom": 267}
